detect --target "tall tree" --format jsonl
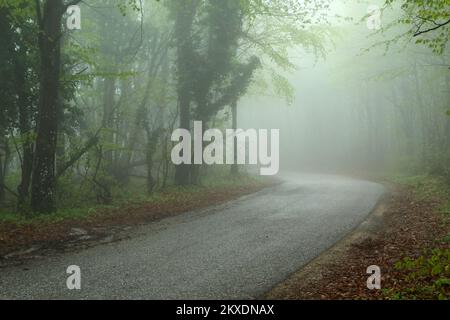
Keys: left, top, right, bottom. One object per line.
{"left": 31, "top": 0, "right": 81, "bottom": 213}
{"left": 171, "top": 0, "right": 199, "bottom": 185}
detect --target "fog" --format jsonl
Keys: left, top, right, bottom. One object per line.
{"left": 1, "top": 0, "right": 449, "bottom": 302}
{"left": 239, "top": 1, "right": 450, "bottom": 175}
{"left": 1, "top": 0, "right": 448, "bottom": 213}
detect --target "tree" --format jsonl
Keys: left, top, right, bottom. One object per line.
{"left": 31, "top": 0, "right": 81, "bottom": 213}
{"left": 171, "top": 0, "right": 199, "bottom": 185}
{"left": 385, "top": 0, "right": 450, "bottom": 55}
{"left": 0, "top": 2, "right": 39, "bottom": 209}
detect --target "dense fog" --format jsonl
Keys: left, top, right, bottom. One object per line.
{"left": 0, "top": 0, "right": 448, "bottom": 213}
{"left": 239, "top": 1, "right": 449, "bottom": 175}
{"left": 1, "top": 0, "right": 449, "bottom": 302}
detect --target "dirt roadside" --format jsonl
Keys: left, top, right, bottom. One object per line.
{"left": 0, "top": 180, "right": 274, "bottom": 267}
{"left": 264, "top": 180, "right": 449, "bottom": 300}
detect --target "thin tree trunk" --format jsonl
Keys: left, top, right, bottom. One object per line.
{"left": 230, "top": 100, "right": 239, "bottom": 175}
{"left": 174, "top": 1, "right": 198, "bottom": 186}
{"left": 102, "top": 77, "right": 116, "bottom": 166}
{"left": 145, "top": 131, "right": 160, "bottom": 194}
{"left": 0, "top": 151, "right": 5, "bottom": 204}
{"left": 15, "top": 49, "right": 34, "bottom": 211}
{"left": 161, "top": 141, "right": 170, "bottom": 189}
{"left": 0, "top": 143, "right": 12, "bottom": 202}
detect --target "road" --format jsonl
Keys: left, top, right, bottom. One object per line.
{"left": 0, "top": 173, "right": 384, "bottom": 299}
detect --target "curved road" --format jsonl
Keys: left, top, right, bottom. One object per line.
{"left": 0, "top": 173, "right": 384, "bottom": 299}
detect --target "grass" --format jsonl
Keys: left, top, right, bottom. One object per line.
{"left": 388, "top": 174, "right": 450, "bottom": 217}
{"left": 0, "top": 205, "right": 116, "bottom": 226}
{"left": 0, "top": 172, "right": 269, "bottom": 226}
{"left": 389, "top": 174, "right": 449, "bottom": 199}
{"left": 388, "top": 174, "right": 450, "bottom": 237}
{"left": 443, "top": 233, "right": 450, "bottom": 243}
{"left": 441, "top": 201, "right": 450, "bottom": 215}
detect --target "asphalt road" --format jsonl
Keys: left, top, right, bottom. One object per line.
{"left": 0, "top": 173, "right": 384, "bottom": 299}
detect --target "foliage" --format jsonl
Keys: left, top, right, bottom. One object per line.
{"left": 387, "top": 248, "right": 450, "bottom": 300}
{"left": 383, "top": 174, "right": 450, "bottom": 299}
{"left": 240, "top": 1, "right": 332, "bottom": 103}
{"left": 384, "top": 0, "right": 450, "bottom": 55}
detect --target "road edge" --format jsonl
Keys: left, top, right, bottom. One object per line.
{"left": 261, "top": 189, "right": 388, "bottom": 299}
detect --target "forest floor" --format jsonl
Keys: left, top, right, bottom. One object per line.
{"left": 0, "top": 175, "right": 274, "bottom": 266}
{"left": 265, "top": 175, "right": 450, "bottom": 300}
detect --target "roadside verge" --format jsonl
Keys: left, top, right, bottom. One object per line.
{"left": 264, "top": 175, "right": 449, "bottom": 300}
{"left": 0, "top": 176, "right": 274, "bottom": 267}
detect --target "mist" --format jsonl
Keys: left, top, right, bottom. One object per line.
{"left": 239, "top": 1, "right": 449, "bottom": 176}
{"left": 0, "top": 0, "right": 449, "bottom": 302}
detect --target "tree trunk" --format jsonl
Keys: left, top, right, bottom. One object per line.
{"left": 161, "top": 141, "right": 170, "bottom": 189}
{"left": 0, "top": 151, "right": 4, "bottom": 204}
{"left": 18, "top": 134, "right": 34, "bottom": 211}
{"left": 0, "top": 143, "right": 10, "bottom": 204}
{"left": 230, "top": 100, "right": 239, "bottom": 175}
{"left": 190, "top": 117, "right": 207, "bottom": 185}
{"left": 174, "top": 1, "right": 198, "bottom": 186}
{"left": 15, "top": 49, "right": 34, "bottom": 211}
{"left": 31, "top": 0, "right": 64, "bottom": 213}
{"left": 102, "top": 77, "right": 116, "bottom": 166}
{"left": 145, "top": 131, "right": 160, "bottom": 194}
{"left": 174, "top": 91, "right": 191, "bottom": 185}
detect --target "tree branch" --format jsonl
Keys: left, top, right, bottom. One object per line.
{"left": 0, "top": 183, "right": 19, "bottom": 198}
{"left": 56, "top": 133, "right": 100, "bottom": 179}
{"left": 414, "top": 17, "right": 450, "bottom": 37}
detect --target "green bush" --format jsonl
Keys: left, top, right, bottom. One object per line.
{"left": 386, "top": 248, "right": 450, "bottom": 300}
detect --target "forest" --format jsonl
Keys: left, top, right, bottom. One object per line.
{"left": 0, "top": 0, "right": 447, "bottom": 215}
{"left": 0, "top": 0, "right": 449, "bottom": 301}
